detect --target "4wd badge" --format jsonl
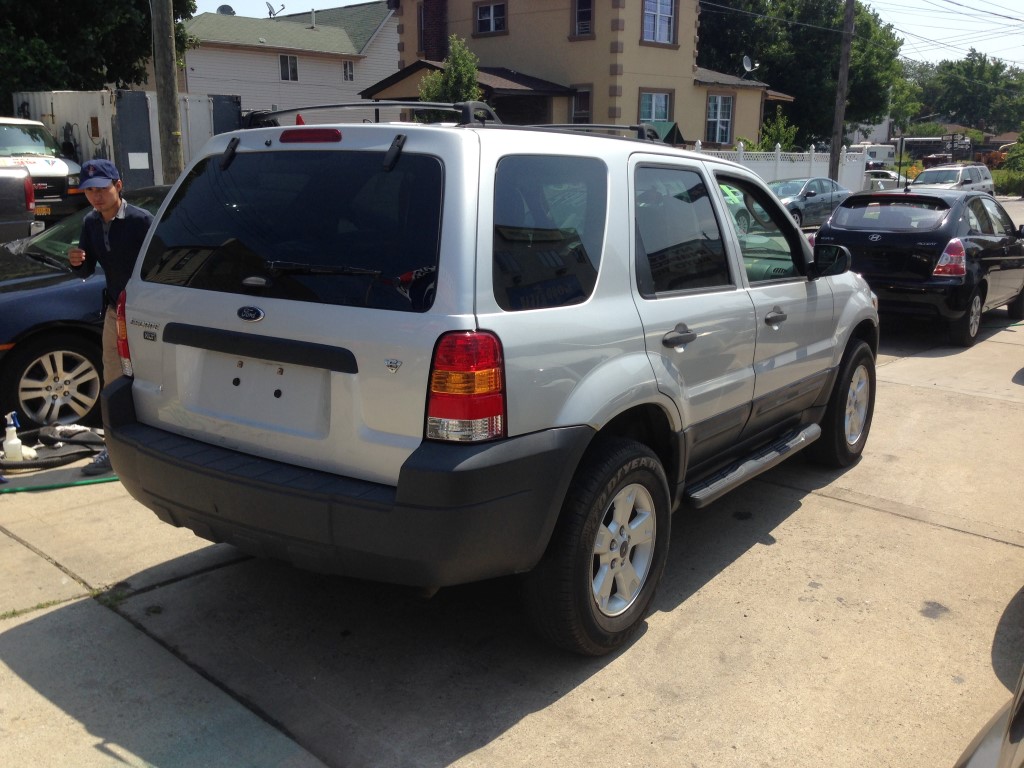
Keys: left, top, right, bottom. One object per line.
{"left": 238, "top": 306, "right": 265, "bottom": 322}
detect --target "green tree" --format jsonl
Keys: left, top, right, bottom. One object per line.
{"left": 1003, "top": 139, "right": 1024, "bottom": 172}
{"left": 886, "top": 62, "right": 924, "bottom": 134}
{"left": 0, "top": 0, "right": 196, "bottom": 117}
{"left": 931, "top": 50, "right": 1024, "bottom": 133}
{"left": 739, "top": 105, "right": 799, "bottom": 150}
{"left": 697, "top": 0, "right": 903, "bottom": 146}
{"left": 417, "top": 35, "right": 482, "bottom": 121}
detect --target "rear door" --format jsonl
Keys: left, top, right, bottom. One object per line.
{"left": 974, "top": 195, "right": 1024, "bottom": 305}
{"left": 629, "top": 158, "right": 757, "bottom": 464}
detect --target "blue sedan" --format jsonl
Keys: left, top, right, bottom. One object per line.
{"left": 0, "top": 187, "right": 169, "bottom": 429}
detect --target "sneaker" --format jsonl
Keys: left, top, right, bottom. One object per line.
{"left": 81, "top": 448, "right": 112, "bottom": 476}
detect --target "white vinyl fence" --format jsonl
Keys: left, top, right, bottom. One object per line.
{"left": 693, "top": 141, "right": 868, "bottom": 192}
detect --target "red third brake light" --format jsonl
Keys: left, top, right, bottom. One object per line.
{"left": 426, "top": 331, "right": 506, "bottom": 442}
{"left": 279, "top": 128, "right": 342, "bottom": 143}
{"left": 115, "top": 291, "right": 133, "bottom": 377}
{"left": 933, "top": 238, "right": 967, "bottom": 276}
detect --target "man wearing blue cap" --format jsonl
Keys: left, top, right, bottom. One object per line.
{"left": 68, "top": 159, "right": 154, "bottom": 475}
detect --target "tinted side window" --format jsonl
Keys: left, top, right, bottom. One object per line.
{"left": 967, "top": 198, "right": 995, "bottom": 235}
{"left": 634, "top": 166, "right": 731, "bottom": 296}
{"left": 980, "top": 196, "right": 1015, "bottom": 235}
{"left": 492, "top": 155, "right": 607, "bottom": 311}
{"left": 141, "top": 151, "right": 444, "bottom": 312}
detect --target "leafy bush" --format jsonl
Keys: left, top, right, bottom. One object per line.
{"left": 993, "top": 170, "right": 1024, "bottom": 196}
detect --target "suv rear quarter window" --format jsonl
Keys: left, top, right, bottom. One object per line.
{"left": 141, "top": 150, "right": 444, "bottom": 312}
{"left": 492, "top": 155, "right": 607, "bottom": 311}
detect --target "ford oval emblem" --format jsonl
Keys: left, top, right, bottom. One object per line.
{"left": 238, "top": 306, "right": 265, "bottom": 322}
{"left": 868, "top": 234, "right": 882, "bottom": 242}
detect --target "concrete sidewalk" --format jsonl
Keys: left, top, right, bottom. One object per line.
{"left": 1, "top": 311, "right": 1023, "bottom": 767}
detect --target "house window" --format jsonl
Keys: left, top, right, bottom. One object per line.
{"left": 475, "top": 2, "right": 506, "bottom": 34}
{"left": 572, "top": 88, "right": 591, "bottom": 124}
{"left": 642, "top": 0, "right": 674, "bottom": 44}
{"left": 706, "top": 95, "right": 733, "bottom": 144}
{"left": 574, "top": 0, "right": 593, "bottom": 36}
{"left": 343, "top": 61, "right": 354, "bottom": 81}
{"left": 280, "top": 55, "right": 298, "bottom": 82}
{"left": 640, "top": 91, "right": 670, "bottom": 122}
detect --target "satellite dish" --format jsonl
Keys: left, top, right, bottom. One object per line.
{"left": 216, "top": 4, "right": 235, "bottom": 14}
{"left": 742, "top": 55, "right": 754, "bottom": 72}
{"left": 266, "top": 2, "right": 285, "bottom": 17}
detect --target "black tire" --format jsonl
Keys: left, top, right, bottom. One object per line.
{"left": 950, "top": 288, "right": 983, "bottom": 347}
{"left": 1007, "top": 288, "right": 1024, "bottom": 321}
{"left": 791, "top": 209, "right": 803, "bottom": 228}
{"left": 522, "top": 438, "right": 671, "bottom": 656}
{"left": 0, "top": 334, "right": 103, "bottom": 430}
{"left": 808, "top": 340, "right": 875, "bottom": 468}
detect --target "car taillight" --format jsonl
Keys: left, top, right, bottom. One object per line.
{"left": 933, "top": 238, "right": 966, "bottom": 277}
{"left": 426, "top": 331, "right": 506, "bottom": 442}
{"left": 115, "top": 291, "right": 133, "bottom": 377}
{"left": 22, "top": 174, "right": 34, "bottom": 211}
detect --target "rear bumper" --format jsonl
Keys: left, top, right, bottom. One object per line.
{"left": 103, "top": 378, "right": 593, "bottom": 587}
{"left": 870, "top": 280, "right": 972, "bottom": 321}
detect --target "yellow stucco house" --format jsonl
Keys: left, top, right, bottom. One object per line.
{"left": 365, "top": 0, "right": 785, "bottom": 146}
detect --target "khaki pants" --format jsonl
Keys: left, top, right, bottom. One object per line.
{"left": 102, "top": 306, "right": 121, "bottom": 388}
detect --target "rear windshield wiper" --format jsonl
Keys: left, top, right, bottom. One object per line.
{"left": 265, "top": 260, "right": 381, "bottom": 277}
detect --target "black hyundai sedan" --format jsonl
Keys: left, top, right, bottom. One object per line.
{"left": 0, "top": 186, "right": 169, "bottom": 429}
{"left": 811, "top": 189, "right": 1024, "bottom": 346}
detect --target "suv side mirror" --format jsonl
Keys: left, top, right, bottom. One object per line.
{"left": 809, "top": 243, "right": 851, "bottom": 279}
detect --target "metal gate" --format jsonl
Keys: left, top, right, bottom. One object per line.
{"left": 112, "top": 90, "right": 156, "bottom": 189}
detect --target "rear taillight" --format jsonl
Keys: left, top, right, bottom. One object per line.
{"left": 426, "top": 331, "right": 506, "bottom": 442}
{"left": 933, "top": 238, "right": 966, "bottom": 276}
{"left": 115, "top": 291, "right": 133, "bottom": 377}
{"left": 22, "top": 174, "right": 34, "bottom": 212}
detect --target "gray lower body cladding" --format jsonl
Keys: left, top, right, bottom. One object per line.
{"left": 103, "top": 378, "right": 592, "bottom": 588}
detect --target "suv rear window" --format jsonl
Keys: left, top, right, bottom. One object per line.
{"left": 830, "top": 198, "right": 949, "bottom": 231}
{"left": 140, "top": 150, "right": 444, "bottom": 312}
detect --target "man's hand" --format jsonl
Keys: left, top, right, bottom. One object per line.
{"left": 68, "top": 247, "right": 86, "bottom": 267}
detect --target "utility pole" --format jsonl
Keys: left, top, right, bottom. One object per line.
{"left": 152, "top": 0, "right": 183, "bottom": 184}
{"left": 829, "top": 0, "right": 856, "bottom": 181}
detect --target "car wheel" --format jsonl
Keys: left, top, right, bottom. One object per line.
{"left": 734, "top": 210, "right": 751, "bottom": 235}
{"left": 1007, "top": 287, "right": 1024, "bottom": 321}
{"left": 808, "top": 340, "right": 875, "bottom": 468}
{"left": 0, "top": 333, "right": 103, "bottom": 430}
{"left": 522, "top": 437, "right": 671, "bottom": 656}
{"left": 950, "top": 289, "right": 983, "bottom": 347}
{"left": 791, "top": 209, "right": 803, "bottom": 228}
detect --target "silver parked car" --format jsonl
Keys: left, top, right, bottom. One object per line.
{"left": 103, "top": 103, "right": 879, "bottom": 655}
{"left": 767, "top": 176, "right": 853, "bottom": 228}
{"left": 911, "top": 163, "right": 995, "bottom": 194}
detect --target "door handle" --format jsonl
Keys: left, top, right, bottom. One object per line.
{"left": 764, "top": 306, "right": 788, "bottom": 325}
{"left": 662, "top": 323, "right": 697, "bottom": 347}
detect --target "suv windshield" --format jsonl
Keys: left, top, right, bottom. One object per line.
{"left": 913, "top": 169, "right": 960, "bottom": 185}
{"left": 0, "top": 123, "right": 62, "bottom": 157}
{"left": 141, "top": 150, "right": 444, "bottom": 312}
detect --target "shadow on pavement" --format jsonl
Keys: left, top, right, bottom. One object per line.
{"left": 0, "top": 479, "right": 809, "bottom": 767}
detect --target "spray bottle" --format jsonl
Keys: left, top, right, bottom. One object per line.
{"left": 4, "top": 412, "right": 24, "bottom": 462}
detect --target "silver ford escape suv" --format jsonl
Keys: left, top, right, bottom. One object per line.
{"left": 104, "top": 103, "right": 879, "bottom": 655}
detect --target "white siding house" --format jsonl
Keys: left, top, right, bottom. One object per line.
{"left": 183, "top": 3, "right": 401, "bottom": 124}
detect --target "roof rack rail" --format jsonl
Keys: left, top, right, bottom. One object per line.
{"left": 526, "top": 123, "right": 661, "bottom": 141}
{"left": 242, "top": 100, "right": 502, "bottom": 127}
